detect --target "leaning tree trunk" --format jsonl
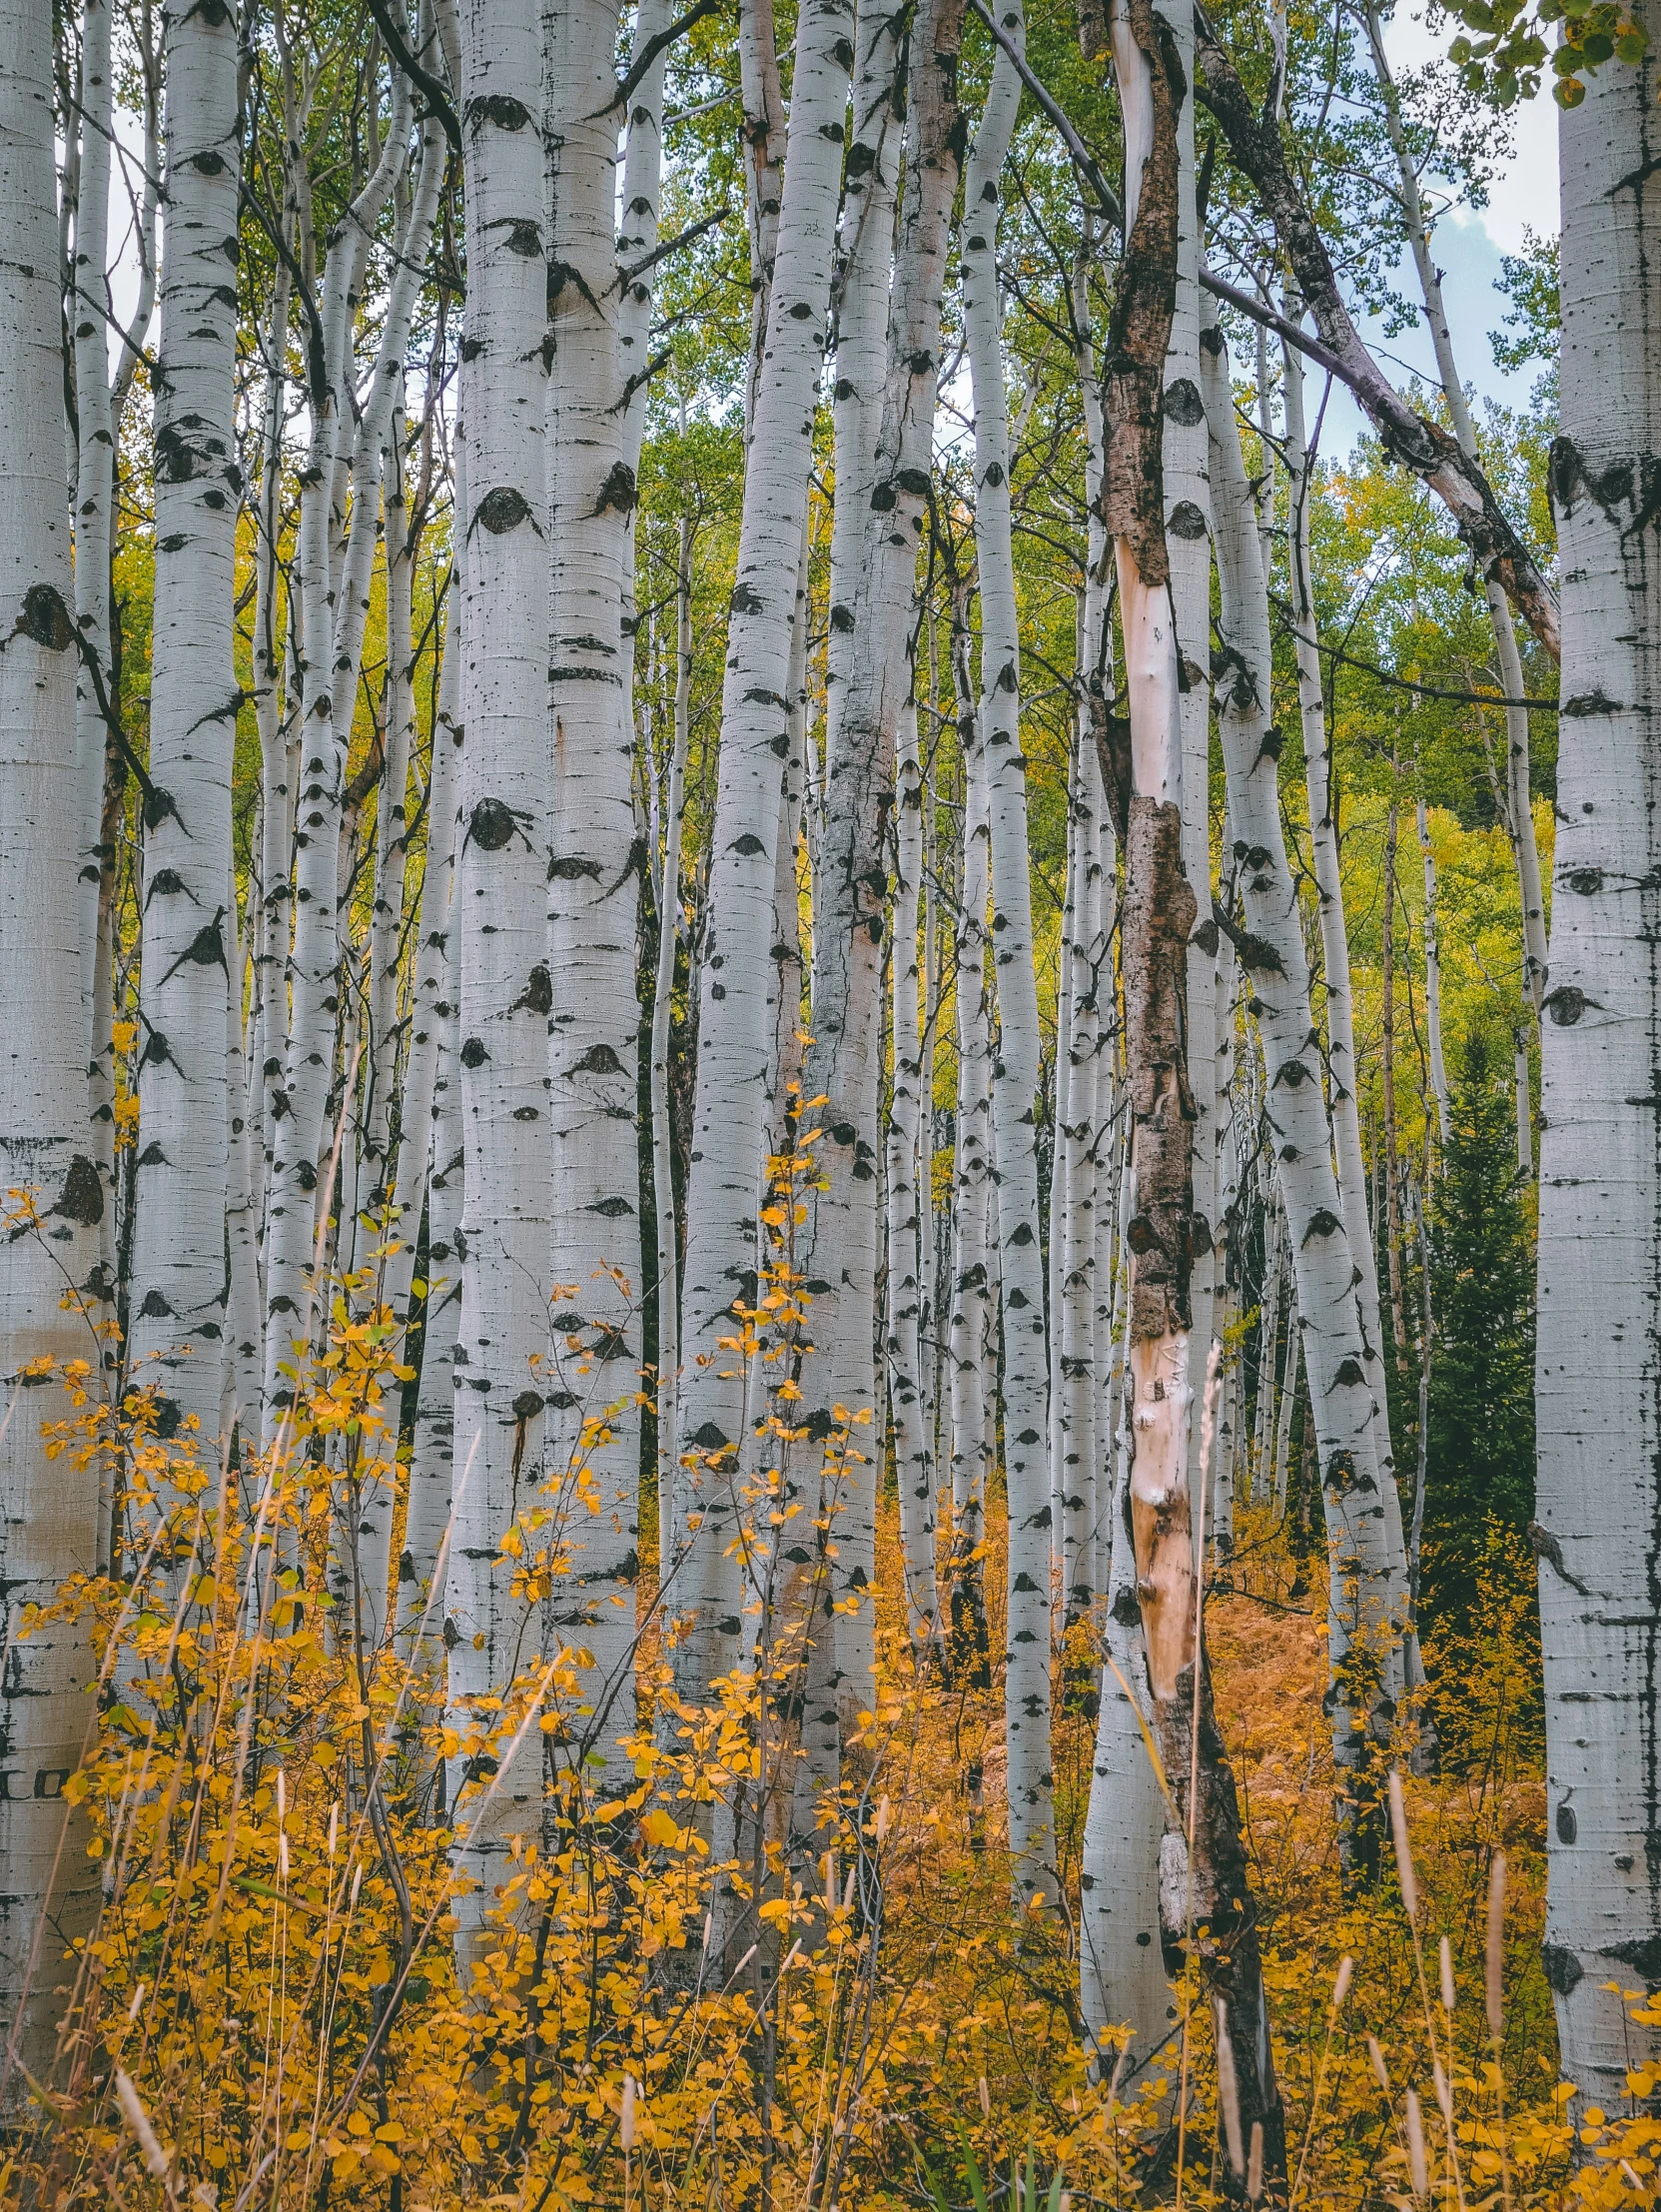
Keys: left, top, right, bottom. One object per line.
{"left": 125, "top": 0, "right": 244, "bottom": 1444}
{"left": 0, "top": 0, "right": 104, "bottom": 2098}
{"left": 1193, "top": 20, "right": 1560, "bottom": 662}
{"left": 443, "top": 0, "right": 553, "bottom": 1952}
{"left": 1361, "top": 0, "right": 1546, "bottom": 1014}
{"left": 1280, "top": 321, "right": 1415, "bottom": 1685}
{"left": 1104, "top": 0, "right": 1283, "bottom": 2180}
{"left": 1204, "top": 305, "right": 1404, "bottom": 1858}
{"left": 1535, "top": 3, "right": 1661, "bottom": 2105}
{"left": 668, "top": 0, "right": 855, "bottom": 1719}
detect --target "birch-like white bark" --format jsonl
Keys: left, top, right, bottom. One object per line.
{"left": 396, "top": 612, "right": 463, "bottom": 1635}
{"left": 650, "top": 510, "right": 692, "bottom": 1522}
{"left": 1281, "top": 316, "right": 1415, "bottom": 1666}
{"left": 1205, "top": 309, "right": 1401, "bottom": 1806}
{"left": 794, "top": 0, "right": 964, "bottom": 1782}
{"left": 948, "top": 629, "right": 995, "bottom": 1659}
{"left": 444, "top": 0, "right": 554, "bottom": 1941}
{"left": 961, "top": 1, "right": 1056, "bottom": 1900}
{"left": 1360, "top": 0, "right": 1546, "bottom": 1011}
{"left": 888, "top": 703, "right": 941, "bottom": 1653}
{"left": 1536, "top": 11, "right": 1661, "bottom": 2090}
{"left": 1416, "top": 797, "right": 1451, "bottom": 1150}
{"left": 668, "top": 0, "right": 856, "bottom": 1714}
{"left": 126, "top": 0, "right": 245, "bottom": 1440}
{"left": 262, "top": 69, "right": 418, "bottom": 1429}
{"left": 0, "top": 0, "right": 104, "bottom": 2089}
{"left": 544, "top": 0, "right": 642, "bottom": 1774}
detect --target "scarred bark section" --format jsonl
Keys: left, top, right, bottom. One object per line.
{"left": 1121, "top": 796, "right": 1196, "bottom": 1359}
{"left": 1106, "top": 0, "right": 1282, "bottom": 2185}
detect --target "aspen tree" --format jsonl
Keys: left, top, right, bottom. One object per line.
{"left": 947, "top": 606, "right": 996, "bottom": 1677}
{"left": 888, "top": 703, "right": 941, "bottom": 1652}
{"left": 395, "top": 630, "right": 462, "bottom": 1631}
{"left": 1161, "top": 0, "right": 1217, "bottom": 1521}
{"left": 1360, "top": 0, "right": 1546, "bottom": 1012}
{"left": 1416, "top": 797, "right": 1451, "bottom": 1150}
{"left": 126, "top": 0, "right": 245, "bottom": 1439}
{"left": 668, "top": 0, "right": 856, "bottom": 1715}
{"left": 1535, "top": 8, "right": 1661, "bottom": 2102}
{"left": 1204, "top": 305, "right": 1402, "bottom": 1847}
{"left": 1106, "top": 0, "right": 1281, "bottom": 2166}
{"left": 0, "top": 0, "right": 104, "bottom": 2092}
{"left": 1193, "top": 21, "right": 1560, "bottom": 661}
{"left": 962, "top": 1, "right": 1057, "bottom": 1903}
{"left": 262, "top": 66, "right": 416, "bottom": 1430}
{"left": 71, "top": 0, "right": 117, "bottom": 1085}
{"left": 544, "top": 0, "right": 643, "bottom": 1768}
{"left": 1280, "top": 318, "right": 1416, "bottom": 1672}
{"left": 794, "top": 0, "right": 965, "bottom": 1780}
{"left": 649, "top": 504, "right": 693, "bottom": 1520}
{"left": 444, "top": 0, "right": 553, "bottom": 1934}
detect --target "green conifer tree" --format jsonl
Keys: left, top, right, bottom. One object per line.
{"left": 1420, "top": 1028, "right": 1537, "bottom": 1635}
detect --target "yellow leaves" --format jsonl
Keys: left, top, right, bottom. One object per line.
{"left": 638, "top": 1808, "right": 705, "bottom": 1854}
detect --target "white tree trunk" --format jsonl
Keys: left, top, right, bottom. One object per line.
{"left": 0, "top": 0, "right": 103, "bottom": 2093}
{"left": 1205, "top": 308, "right": 1402, "bottom": 1815}
{"left": 962, "top": 5, "right": 1056, "bottom": 1904}
{"left": 1361, "top": 0, "right": 1546, "bottom": 1012}
{"left": 544, "top": 0, "right": 642, "bottom": 1774}
{"left": 262, "top": 75, "right": 416, "bottom": 1430}
{"left": 948, "top": 628, "right": 995, "bottom": 1669}
{"left": 667, "top": 0, "right": 853, "bottom": 1714}
{"left": 396, "top": 629, "right": 463, "bottom": 1634}
{"left": 888, "top": 703, "right": 941, "bottom": 1654}
{"left": 444, "top": 0, "right": 553, "bottom": 1942}
{"left": 1536, "top": 10, "right": 1661, "bottom": 2094}
{"left": 1416, "top": 797, "right": 1451, "bottom": 1150}
{"left": 793, "top": 0, "right": 964, "bottom": 1786}
{"left": 650, "top": 510, "right": 692, "bottom": 1528}
{"left": 1280, "top": 312, "right": 1416, "bottom": 1684}
{"left": 126, "top": 0, "right": 244, "bottom": 1440}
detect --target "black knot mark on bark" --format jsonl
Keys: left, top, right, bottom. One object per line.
{"left": 459, "top": 1037, "right": 488, "bottom": 1069}
{"left": 1164, "top": 376, "right": 1204, "bottom": 427}
{"left": 1301, "top": 1206, "right": 1342, "bottom": 1246}
{"left": 1541, "top": 1943, "right": 1583, "bottom": 1996}
{"left": 467, "top": 796, "right": 521, "bottom": 851}
{"left": 547, "top": 852, "right": 602, "bottom": 880}
{"left": 588, "top": 1194, "right": 633, "bottom": 1216}
{"left": 730, "top": 579, "right": 763, "bottom": 615}
{"left": 158, "top": 906, "right": 229, "bottom": 987}
{"left": 15, "top": 584, "right": 74, "bottom": 653}
{"left": 465, "top": 92, "right": 533, "bottom": 132}
{"left": 592, "top": 461, "right": 636, "bottom": 517}
{"left": 513, "top": 963, "right": 553, "bottom": 1016}
{"left": 1543, "top": 984, "right": 1589, "bottom": 1026}
{"left": 571, "top": 1042, "right": 625, "bottom": 1076}
{"left": 1328, "top": 1357, "right": 1365, "bottom": 1390}
{"left": 51, "top": 1155, "right": 104, "bottom": 1229}
{"left": 732, "top": 831, "right": 765, "bottom": 857}
{"left": 471, "top": 486, "right": 536, "bottom": 539}
{"left": 1563, "top": 867, "right": 1604, "bottom": 895}
{"left": 1167, "top": 499, "right": 1208, "bottom": 542}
